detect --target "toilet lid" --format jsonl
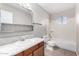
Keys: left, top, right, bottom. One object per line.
{"left": 47, "top": 40, "right": 55, "bottom": 44}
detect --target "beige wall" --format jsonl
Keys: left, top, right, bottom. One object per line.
{"left": 76, "top": 4, "right": 79, "bottom": 55}
{"left": 50, "top": 8, "right": 76, "bottom": 51}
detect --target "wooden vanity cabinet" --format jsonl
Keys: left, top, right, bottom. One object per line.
{"left": 15, "top": 41, "right": 44, "bottom": 56}
{"left": 23, "top": 47, "right": 33, "bottom": 56}
{"left": 27, "top": 53, "right": 33, "bottom": 56}
{"left": 16, "top": 52, "right": 24, "bottom": 56}
{"left": 33, "top": 42, "right": 44, "bottom": 56}
{"left": 33, "top": 46, "right": 44, "bottom": 56}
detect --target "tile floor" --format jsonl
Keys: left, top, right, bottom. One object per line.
{"left": 45, "top": 46, "right": 77, "bottom": 56}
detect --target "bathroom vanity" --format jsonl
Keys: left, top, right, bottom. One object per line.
{"left": 16, "top": 41, "right": 44, "bottom": 56}
{"left": 0, "top": 38, "right": 44, "bottom": 56}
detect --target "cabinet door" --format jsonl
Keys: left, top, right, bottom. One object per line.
{"left": 33, "top": 46, "right": 44, "bottom": 56}
{"left": 0, "top": 10, "right": 13, "bottom": 24}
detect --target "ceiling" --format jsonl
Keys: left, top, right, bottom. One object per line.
{"left": 38, "top": 3, "right": 76, "bottom": 14}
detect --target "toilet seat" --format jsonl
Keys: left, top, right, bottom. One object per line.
{"left": 47, "top": 40, "right": 56, "bottom": 47}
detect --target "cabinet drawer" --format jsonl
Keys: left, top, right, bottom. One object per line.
{"left": 24, "top": 47, "right": 33, "bottom": 56}
{"left": 32, "top": 42, "right": 44, "bottom": 51}
{"left": 38, "top": 42, "right": 44, "bottom": 47}
{"left": 33, "top": 44, "right": 39, "bottom": 50}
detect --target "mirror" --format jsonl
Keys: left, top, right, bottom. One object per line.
{"left": 0, "top": 4, "right": 32, "bottom": 25}
{"left": 0, "top": 3, "right": 33, "bottom": 32}
{"left": 0, "top": 9, "right": 13, "bottom": 24}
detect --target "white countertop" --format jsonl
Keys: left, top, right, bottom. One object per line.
{"left": 0, "top": 38, "right": 44, "bottom": 56}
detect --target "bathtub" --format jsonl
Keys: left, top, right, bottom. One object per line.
{"left": 53, "top": 39, "right": 76, "bottom": 52}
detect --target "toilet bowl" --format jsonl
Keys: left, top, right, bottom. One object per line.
{"left": 47, "top": 40, "right": 56, "bottom": 47}
{"left": 46, "top": 40, "right": 56, "bottom": 51}
{"left": 43, "top": 36, "right": 56, "bottom": 50}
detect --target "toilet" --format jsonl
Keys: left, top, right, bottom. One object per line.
{"left": 47, "top": 40, "right": 56, "bottom": 47}
{"left": 46, "top": 40, "right": 56, "bottom": 51}
{"left": 43, "top": 36, "right": 56, "bottom": 51}
{"left": 44, "top": 36, "right": 56, "bottom": 50}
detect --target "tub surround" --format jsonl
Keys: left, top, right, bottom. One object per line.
{"left": 0, "top": 38, "right": 44, "bottom": 56}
